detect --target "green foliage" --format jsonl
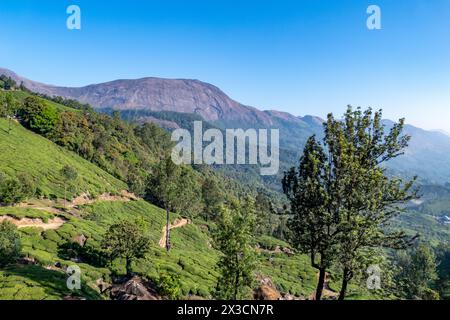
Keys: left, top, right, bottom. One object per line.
{"left": 19, "top": 96, "right": 58, "bottom": 135}
{"left": 1, "top": 90, "right": 171, "bottom": 187}
{"left": 282, "top": 135, "right": 338, "bottom": 300}
{"left": 254, "top": 192, "right": 277, "bottom": 236}
{"left": 436, "top": 244, "right": 450, "bottom": 299}
{"left": 59, "top": 165, "right": 78, "bottom": 204}
{"left": 60, "top": 165, "right": 78, "bottom": 184}
{"left": 0, "top": 221, "right": 22, "bottom": 266}
{"left": 0, "top": 172, "right": 35, "bottom": 205}
{"left": 102, "top": 220, "right": 151, "bottom": 276}
{"left": 0, "top": 118, "right": 126, "bottom": 198}
{"left": 201, "top": 177, "right": 224, "bottom": 221}
{"left": 0, "top": 93, "right": 19, "bottom": 133}
{"left": 35, "top": 93, "right": 94, "bottom": 112}
{"left": 52, "top": 111, "right": 95, "bottom": 160}
{"left": 2, "top": 88, "right": 434, "bottom": 301}
{"left": 283, "top": 106, "right": 418, "bottom": 300}
{"left": 213, "top": 199, "right": 257, "bottom": 300}
{"left": 134, "top": 123, "right": 174, "bottom": 157}
{"left": 0, "top": 264, "right": 102, "bottom": 300}
{"left": 393, "top": 244, "right": 439, "bottom": 299}
{"left": 157, "top": 272, "right": 182, "bottom": 299}
{"left": 0, "top": 75, "right": 17, "bottom": 90}
{"left": 147, "top": 157, "right": 202, "bottom": 217}
{"left": 327, "top": 108, "right": 417, "bottom": 300}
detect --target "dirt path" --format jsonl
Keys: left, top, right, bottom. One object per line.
{"left": 0, "top": 215, "right": 66, "bottom": 230}
{"left": 0, "top": 190, "right": 138, "bottom": 230}
{"left": 15, "top": 190, "right": 138, "bottom": 215}
{"left": 70, "top": 190, "right": 138, "bottom": 207}
{"left": 158, "top": 218, "right": 191, "bottom": 248}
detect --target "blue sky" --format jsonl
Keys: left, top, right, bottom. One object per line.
{"left": 1, "top": 0, "right": 449, "bottom": 131}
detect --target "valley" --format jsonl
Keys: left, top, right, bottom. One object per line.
{"left": 1, "top": 69, "right": 449, "bottom": 301}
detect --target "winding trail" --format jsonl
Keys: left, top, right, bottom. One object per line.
{"left": 158, "top": 218, "right": 191, "bottom": 248}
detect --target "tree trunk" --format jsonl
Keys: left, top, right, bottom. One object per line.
{"left": 315, "top": 267, "right": 326, "bottom": 300}
{"left": 126, "top": 257, "right": 132, "bottom": 277}
{"left": 165, "top": 206, "right": 170, "bottom": 252}
{"left": 338, "top": 268, "right": 351, "bottom": 300}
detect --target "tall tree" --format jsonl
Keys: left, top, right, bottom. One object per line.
{"left": 101, "top": 221, "right": 151, "bottom": 276}
{"left": 60, "top": 165, "right": 78, "bottom": 209}
{"left": 201, "top": 177, "right": 224, "bottom": 221}
{"left": 4, "top": 93, "right": 18, "bottom": 133}
{"left": 254, "top": 192, "right": 277, "bottom": 236}
{"left": 283, "top": 107, "right": 417, "bottom": 300}
{"left": 283, "top": 136, "right": 337, "bottom": 300}
{"left": 0, "top": 94, "right": 5, "bottom": 117}
{"left": 213, "top": 198, "right": 257, "bottom": 300}
{"left": 147, "top": 157, "right": 202, "bottom": 251}
{"left": 0, "top": 93, "right": 18, "bottom": 133}
{"left": 324, "top": 107, "right": 417, "bottom": 300}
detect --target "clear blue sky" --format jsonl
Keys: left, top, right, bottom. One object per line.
{"left": 1, "top": 0, "right": 449, "bottom": 131}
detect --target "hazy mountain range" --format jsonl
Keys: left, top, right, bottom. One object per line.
{"left": 2, "top": 67, "right": 450, "bottom": 185}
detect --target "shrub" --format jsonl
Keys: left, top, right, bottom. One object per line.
{"left": 157, "top": 273, "right": 182, "bottom": 300}
{"left": 0, "top": 177, "right": 24, "bottom": 205}
{"left": 0, "top": 221, "right": 22, "bottom": 266}
{"left": 19, "top": 96, "right": 58, "bottom": 135}
{"left": 0, "top": 172, "right": 36, "bottom": 205}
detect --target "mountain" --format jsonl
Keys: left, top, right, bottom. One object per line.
{"left": 0, "top": 67, "right": 322, "bottom": 129}
{"left": 0, "top": 67, "right": 277, "bottom": 125}
{"left": 3, "top": 67, "right": 450, "bottom": 185}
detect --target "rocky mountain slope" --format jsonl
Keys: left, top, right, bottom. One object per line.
{"left": 3, "top": 67, "right": 450, "bottom": 184}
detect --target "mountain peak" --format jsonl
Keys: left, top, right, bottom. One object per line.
{"left": 0, "top": 67, "right": 278, "bottom": 125}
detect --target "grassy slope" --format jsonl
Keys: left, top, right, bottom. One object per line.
{"left": 0, "top": 118, "right": 126, "bottom": 198}
{"left": 0, "top": 200, "right": 318, "bottom": 300}
{"left": 4, "top": 91, "right": 76, "bottom": 113}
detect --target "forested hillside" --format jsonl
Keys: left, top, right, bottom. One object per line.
{"left": 1, "top": 77, "right": 449, "bottom": 301}
{"left": 0, "top": 85, "right": 321, "bottom": 300}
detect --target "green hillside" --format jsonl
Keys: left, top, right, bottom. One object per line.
{"left": 0, "top": 198, "right": 320, "bottom": 299}
{"left": 0, "top": 118, "right": 126, "bottom": 199}
{"left": 0, "top": 106, "right": 319, "bottom": 300}
{"left": 1, "top": 88, "right": 440, "bottom": 301}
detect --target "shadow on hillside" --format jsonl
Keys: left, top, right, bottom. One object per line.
{"left": 58, "top": 241, "right": 108, "bottom": 268}
{"left": 1, "top": 264, "right": 103, "bottom": 300}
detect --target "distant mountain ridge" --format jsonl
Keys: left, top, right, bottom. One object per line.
{"left": 0, "top": 67, "right": 303, "bottom": 126}
{"left": 2, "top": 67, "right": 450, "bottom": 185}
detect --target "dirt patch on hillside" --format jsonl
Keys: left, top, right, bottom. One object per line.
{"left": 158, "top": 218, "right": 191, "bottom": 248}
{"left": 71, "top": 190, "right": 138, "bottom": 207}
{"left": 0, "top": 215, "right": 66, "bottom": 230}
